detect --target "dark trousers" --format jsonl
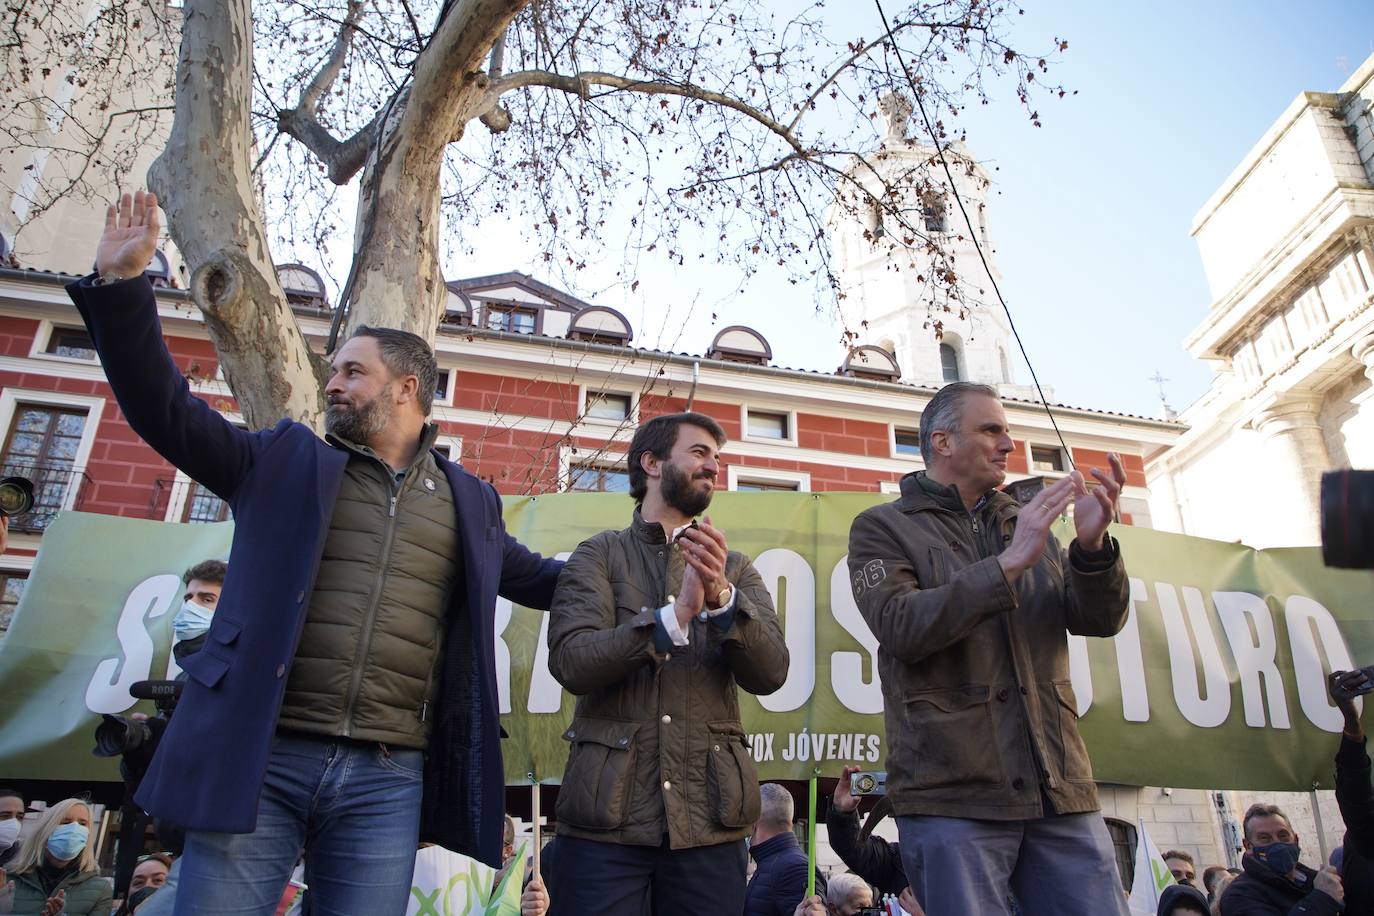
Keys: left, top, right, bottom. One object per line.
{"left": 548, "top": 835, "right": 747, "bottom": 916}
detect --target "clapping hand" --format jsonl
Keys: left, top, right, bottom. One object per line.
{"left": 1072, "top": 453, "right": 1126, "bottom": 551}
{"left": 40, "top": 889, "right": 65, "bottom": 916}
{"left": 96, "top": 190, "right": 160, "bottom": 281}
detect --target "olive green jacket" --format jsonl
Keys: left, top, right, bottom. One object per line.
{"left": 11, "top": 867, "right": 113, "bottom": 916}
{"left": 276, "top": 424, "right": 460, "bottom": 748}
{"left": 847, "top": 471, "right": 1129, "bottom": 821}
{"left": 548, "top": 510, "right": 789, "bottom": 848}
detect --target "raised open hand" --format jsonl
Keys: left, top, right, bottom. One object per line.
{"left": 96, "top": 190, "right": 160, "bottom": 280}
{"left": 1072, "top": 452, "right": 1126, "bottom": 551}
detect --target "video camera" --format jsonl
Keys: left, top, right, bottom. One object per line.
{"left": 1321, "top": 469, "right": 1374, "bottom": 570}
{"left": 0, "top": 475, "right": 34, "bottom": 518}
{"left": 91, "top": 679, "right": 183, "bottom": 769}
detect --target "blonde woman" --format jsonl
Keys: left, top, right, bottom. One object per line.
{"left": 7, "top": 798, "right": 112, "bottom": 916}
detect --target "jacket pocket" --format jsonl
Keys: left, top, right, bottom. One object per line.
{"left": 918, "top": 546, "right": 949, "bottom": 589}
{"left": 555, "top": 717, "right": 640, "bottom": 831}
{"left": 1051, "top": 680, "right": 1094, "bottom": 781}
{"left": 178, "top": 648, "right": 230, "bottom": 689}
{"left": 900, "top": 684, "right": 1003, "bottom": 790}
{"left": 706, "top": 721, "right": 760, "bottom": 828}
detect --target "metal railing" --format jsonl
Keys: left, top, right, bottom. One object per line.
{"left": 0, "top": 462, "right": 92, "bottom": 533}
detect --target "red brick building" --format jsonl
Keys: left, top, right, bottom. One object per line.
{"left": 0, "top": 265, "right": 1181, "bottom": 634}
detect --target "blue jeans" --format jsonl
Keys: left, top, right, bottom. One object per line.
{"left": 896, "top": 812, "right": 1130, "bottom": 916}
{"left": 174, "top": 733, "right": 424, "bottom": 916}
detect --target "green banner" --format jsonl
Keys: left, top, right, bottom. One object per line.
{"left": 0, "top": 495, "right": 1371, "bottom": 792}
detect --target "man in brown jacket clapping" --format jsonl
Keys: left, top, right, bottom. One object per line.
{"left": 847, "top": 382, "right": 1131, "bottom": 916}
{"left": 546, "top": 411, "right": 789, "bottom": 915}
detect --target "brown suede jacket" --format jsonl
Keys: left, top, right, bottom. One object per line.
{"left": 847, "top": 471, "right": 1129, "bottom": 821}
{"left": 548, "top": 510, "right": 789, "bottom": 849}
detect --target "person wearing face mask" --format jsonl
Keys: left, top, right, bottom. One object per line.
{"left": 0, "top": 788, "right": 25, "bottom": 869}
{"left": 7, "top": 798, "right": 113, "bottom": 916}
{"left": 1218, "top": 803, "right": 1343, "bottom": 915}
{"left": 170, "top": 559, "right": 226, "bottom": 665}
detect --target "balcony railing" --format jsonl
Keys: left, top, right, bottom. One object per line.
{"left": 0, "top": 462, "right": 92, "bottom": 533}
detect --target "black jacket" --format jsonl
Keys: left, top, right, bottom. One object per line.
{"left": 824, "top": 807, "right": 906, "bottom": 896}
{"left": 1219, "top": 855, "right": 1343, "bottom": 916}
{"left": 745, "top": 832, "right": 819, "bottom": 916}
{"left": 1335, "top": 735, "right": 1374, "bottom": 916}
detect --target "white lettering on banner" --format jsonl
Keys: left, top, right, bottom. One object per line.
{"left": 487, "top": 548, "right": 1355, "bottom": 739}
{"left": 85, "top": 574, "right": 181, "bottom": 715}
{"left": 494, "top": 597, "right": 514, "bottom": 714}
{"left": 830, "top": 556, "right": 883, "bottom": 714}
{"left": 1068, "top": 634, "right": 1092, "bottom": 715}
{"left": 1116, "top": 580, "right": 1151, "bottom": 722}
{"left": 1156, "top": 583, "right": 1232, "bottom": 727}
{"left": 1214, "top": 591, "right": 1289, "bottom": 728}
{"left": 756, "top": 549, "right": 816, "bottom": 713}
{"left": 1286, "top": 595, "right": 1357, "bottom": 732}
{"left": 528, "top": 612, "right": 562, "bottom": 714}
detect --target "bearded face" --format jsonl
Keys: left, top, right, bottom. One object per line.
{"left": 325, "top": 381, "right": 395, "bottom": 444}
{"left": 659, "top": 456, "right": 714, "bottom": 517}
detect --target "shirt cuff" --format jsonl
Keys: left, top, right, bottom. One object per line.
{"left": 700, "top": 585, "right": 737, "bottom": 632}
{"left": 656, "top": 602, "right": 689, "bottom": 648}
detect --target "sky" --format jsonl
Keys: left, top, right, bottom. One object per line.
{"left": 304, "top": 1, "right": 1374, "bottom": 421}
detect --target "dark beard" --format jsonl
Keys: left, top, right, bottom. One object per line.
{"left": 324, "top": 389, "right": 392, "bottom": 444}
{"left": 660, "top": 461, "right": 713, "bottom": 517}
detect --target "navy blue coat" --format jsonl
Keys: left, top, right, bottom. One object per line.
{"left": 745, "top": 832, "right": 822, "bottom": 916}
{"left": 66, "top": 275, "right": 563, "bottom": 866}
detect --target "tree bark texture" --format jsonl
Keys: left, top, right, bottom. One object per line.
{"left": 148, "top": 0, "right": 324, "bottom": 429}
{"left": 341, "top": 0, "right": 529, "bottom": 338}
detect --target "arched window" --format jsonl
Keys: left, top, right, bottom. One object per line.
{"left": 939, "top": 342, "right": 960, "bottom": 382}
{"left": 999, "top": 347, "right": 1011, "bottom": 383}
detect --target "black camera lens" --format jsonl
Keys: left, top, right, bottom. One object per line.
{"left": 1321, "top": 470, "right": 1374, "bottom": 570}
{"left": 0, "top": 476, "right": 33, "bottom": 517}
{"left": 92, "top": 714, "right": 153, "bottom": 758}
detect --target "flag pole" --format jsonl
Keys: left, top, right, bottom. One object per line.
{"left": 530, "top": 772, "right": 541, "bottom": 881}
{"left": 806, "top": 770, "right": 819, "bottom": 898}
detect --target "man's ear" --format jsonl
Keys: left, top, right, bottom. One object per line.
{"left": 929, "top": 429, "right": 952, "bottom": 457}
{"left": 640, "top": 449, "right": 661, "bottom": 480}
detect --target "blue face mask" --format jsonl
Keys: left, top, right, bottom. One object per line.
{"left": 46, "top": 822, "right": 88, "bottom": 861}
{"left": 172, "top": 600, "right": 214, "bottom": 643}
{"left": 1252, "top": 841, "right": 1301, "bottom": 876}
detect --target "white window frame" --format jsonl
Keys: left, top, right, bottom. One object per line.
{"left": 578, "top": 385, "right": 638, "bottom": 427}
{"left": 889, "top": 424, "right": 922, "bottom": 461}
{"left": 558, "top": 445, "right": 630, "bottom": 493}
{"left": 1029, "top": 442, "right": 1070, "bottom": 475}
{"left": 0, "top": 389, "right": 105, "bottom": 511}
{"left": 727, "top": 465, "right": 811, "bottom": 492}
{"left": 432, "top": 434, "right": 463, "bottom": 462}
{"left": 28, "top": 319, "right": 99, "bottom": 365}
{"left": 740, "top": 405, "right": 798, "bottom": 447}
{"left": 879, "top": 479, "right": 903, "bottom": 495}
{"left": 433, "top": 369, "right": 455, "bottom": 408}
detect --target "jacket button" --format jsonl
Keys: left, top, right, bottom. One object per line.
{"left": 568, "top": 730, "right": 576, "bottom": 739}
{"left": 996, "top": 688, "right": 1010, "bottom": 702}
{"left": 1013, "top": 777, "right": 1026, "bottom": 790}
{"left": 661, "top": 715, "right": 671, "bottom": 724}
{"left": 713, "top": 744, "right": 720, "bottom": 752}
{"left": 619, "top": 738, "right": 628, "bottom": 746}
{"left": 663, "top": 780, "right": 672, "bottom": 791}
{"left": 1019, "top": 686, "right": 1028, "bottom": 695}
{"left": 275, "top": 664, "right": 285, "bottom": 678}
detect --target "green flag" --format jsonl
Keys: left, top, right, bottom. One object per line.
{"left": 486, "top": 841, "right": 529, "bottom": 916}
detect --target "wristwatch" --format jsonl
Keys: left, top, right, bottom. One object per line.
{"left": 93, "top": 271, "right": 130, "bottom": 286}
{"left": 709, "top": 585, "right": 732, "bottom": 610}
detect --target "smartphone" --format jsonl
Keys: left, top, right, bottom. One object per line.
{"left": 1331, "top": 665, "right": 1374, "bottom": 701}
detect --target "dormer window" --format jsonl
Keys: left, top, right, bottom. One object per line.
{"left": 569, "top": 306, "right": 633, "bottom": 345}
{"left": 708, "top": 326, "right": 772, "bottom": 366}
{"left": 939, "top": 342, "right": 961, "bottom": 382}
{"left": 146, "top": 250, "right": 173, "bottom": 288}
{"left": 276, "top": 263, "right": 328, "bottom": 308}
{"left": 485, "top": 304, "right": 537, "bottom": 335}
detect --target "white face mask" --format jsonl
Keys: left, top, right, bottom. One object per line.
{"left": 172, "top": 600, "right": 214, "bottom": 642}
{"left": 0, "top": 817, "right": 20, "bottom": 847}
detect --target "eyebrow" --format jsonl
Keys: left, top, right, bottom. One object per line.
{"left": 331, "top": 359, "right": 365, "bottom": 373}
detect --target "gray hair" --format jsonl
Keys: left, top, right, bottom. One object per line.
{"left": 350, "top": 325, "right": 440, "bottom": 416}
{"left": 758, "top": 782, "right": 794, "bottom": 831}
{"left": 918, "top": 381, "right": 999, "bottom": 464}
{"left": 826, "top": 873, "right": 871, "bottom": 908}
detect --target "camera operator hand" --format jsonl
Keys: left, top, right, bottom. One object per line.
{"left": 833, "top": 764, "right": 861, "bottom": 814}
{"left": 1328, "top": 670, "right": 1368, "bottom": 740}
{"left": 0, "top": 515, "right": 8, "bottom": 555}
{"left": 96, "top": 191, "right": 160, "bottom": 282}
{"left": 900, "top": 886, "right": 926, "bottom": 915}
{"left": 1315, "top": 864, "right": 1344, "bottom": 904}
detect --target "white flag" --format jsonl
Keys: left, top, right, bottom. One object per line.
{"left": 1128, "top": 819, "right": 1176, "bottom": 915}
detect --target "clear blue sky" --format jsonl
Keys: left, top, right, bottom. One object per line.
{"left": 432, "top": 2, "right": 1374, "bottom": 420}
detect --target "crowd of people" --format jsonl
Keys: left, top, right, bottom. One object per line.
{"left": 0, "top": 191, "right": 1366, "bottom": 914}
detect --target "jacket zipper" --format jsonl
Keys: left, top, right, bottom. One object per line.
{"left": 340, "top": 465, "right": 415, "bottom": 737}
